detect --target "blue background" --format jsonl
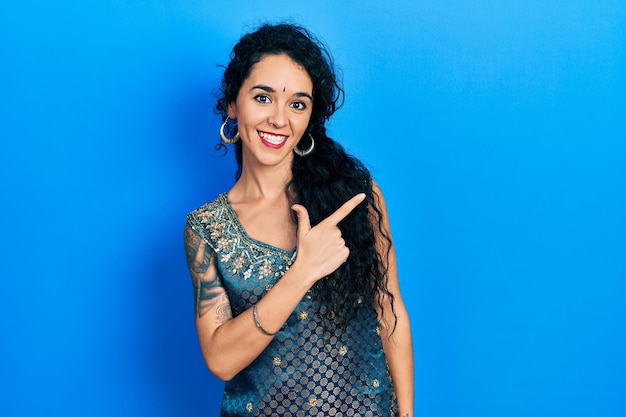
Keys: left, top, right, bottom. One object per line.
{"left": 1, "top": 1, "right": 625, "bottom": 416}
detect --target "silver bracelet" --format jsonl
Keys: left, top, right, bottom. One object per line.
{"left": 253, "top": 304, "right": 277, "bottom": 336}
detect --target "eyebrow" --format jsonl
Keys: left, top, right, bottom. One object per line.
{"left": 251, "top": 84, "right": 313, "bottom": 101}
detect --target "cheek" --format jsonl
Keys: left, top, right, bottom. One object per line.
{"left": 234, "top": 106, "right": 256, "bottom": 127}
{"left": 299, "top": 112, "right": 313, "bottom": 131}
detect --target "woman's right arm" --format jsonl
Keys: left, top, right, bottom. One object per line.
{"left": 184, "top": 222, "right": 311, "bottom": 381}
{"left": 183, "top": 193, "right": 365, "bottom": 381}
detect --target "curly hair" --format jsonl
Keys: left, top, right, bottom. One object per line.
{"left": 216, "top": 22, "right": 396, "bottom": 332}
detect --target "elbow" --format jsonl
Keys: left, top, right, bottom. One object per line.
{"left": 205, "top": 356, "right": 237, "bottom": 382}
{"left": 199, "top": 332, "right": 239, "bottom": 381}
{"left": 199, "top": 329, "right": 242, "bottom": 381}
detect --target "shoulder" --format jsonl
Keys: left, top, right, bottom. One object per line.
{"left": 368, "top": 180, "right": 393, "bottom": 228}
{"left": 187, "top": 193, "right": 226, "bottom": 222}
{"left": 371, "top": 180, "right": 388, "bottom": 207}
{"left": 186, "top": 193, "right": 229, "bottom": 246}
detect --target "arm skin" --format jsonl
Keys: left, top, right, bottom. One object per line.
{"left": 372, "top": 183, "right": 415, "bottom": 417}
{"left": 183, "top": 193, "right": 366, "bottom": 381}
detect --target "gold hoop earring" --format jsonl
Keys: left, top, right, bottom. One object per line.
{"left": 294, "top": 134, "right": 315, "bottom": 157}
{"left": 220, "top": 117, "right": 240, "bottom": 144}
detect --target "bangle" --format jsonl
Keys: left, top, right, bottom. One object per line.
{"left": 253, "top": 304, "right": 277, "bottom": 336}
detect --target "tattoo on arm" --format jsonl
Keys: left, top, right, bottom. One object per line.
{"left": 184, "top": 225, "right": 211, "bottom": 275}
{"left": 184, "top": 225, "right": 231, "bottom": 319}
{"left": 215, "top": 296, "right": 233, "bottom": 324}
{"left": 192, "top": 272, "right": 224, "bottom": 318}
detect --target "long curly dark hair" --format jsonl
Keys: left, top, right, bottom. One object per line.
{"left": 216, "top": 22, "right": 396, "bottom": 332}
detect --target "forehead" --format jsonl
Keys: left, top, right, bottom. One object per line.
{"left": 244, "top": 53, "right": 313, "bottom": 92}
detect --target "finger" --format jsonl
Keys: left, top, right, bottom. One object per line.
{"left": 291, "top": 204, "right": 312, "bottom": 234}
{"left": 323, "top": 193, "right": 366, "bottom": 226}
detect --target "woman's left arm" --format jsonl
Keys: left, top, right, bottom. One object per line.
{"left": 372, "top": 183, "right": 415, "bottom": 417}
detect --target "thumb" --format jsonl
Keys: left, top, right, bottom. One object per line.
{"left": 291, "top": 204, "right": 312, "bottom": 235}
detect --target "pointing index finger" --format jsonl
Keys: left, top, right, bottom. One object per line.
{"left": 323, "top": 193, "right": 366, "bottom": 226}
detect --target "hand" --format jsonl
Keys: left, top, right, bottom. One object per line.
{"left": 290, "top": 193, "right": 366, "bottom": 284}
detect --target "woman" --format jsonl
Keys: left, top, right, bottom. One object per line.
{"left": 184, "top": 23, "right": 414, "bottom": 416}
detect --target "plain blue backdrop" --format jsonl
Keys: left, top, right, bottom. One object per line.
{"left": 1, "top": 1, "right": 625, "bottom": 416}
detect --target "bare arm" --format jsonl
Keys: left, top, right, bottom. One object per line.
{"left": 371, "top": 184, "right": 415, "bottom": 416}
{"left": 183, "top": 193, "right": 366, "bottom": 381}
{"left": 184, "top": 222, "right": 306, "bottom": 381}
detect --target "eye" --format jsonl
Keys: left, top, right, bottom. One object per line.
{"left": 290, "top": 101, "right": 307, "bottom": 111}
{"left": 254, "top": 94, "right": 272, "bottom": 104}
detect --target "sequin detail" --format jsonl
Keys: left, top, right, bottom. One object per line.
{"left": 187, "top": 193, "right": 397, "bottom": 416}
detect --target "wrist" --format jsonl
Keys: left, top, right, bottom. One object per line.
{"left": 284, "top": 260, "right": 319, "bottom": 290}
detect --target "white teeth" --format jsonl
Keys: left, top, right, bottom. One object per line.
{"left": 259, "top": 131, "right": 287, "bottom": 144}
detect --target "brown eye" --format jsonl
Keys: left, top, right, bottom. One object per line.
{"left": 291, "top": 101, "right": 307, "bottom": 110}
{"left": 254, "top": 94, "right": 271, "bottom": 104}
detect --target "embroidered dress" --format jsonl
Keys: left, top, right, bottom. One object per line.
{"left": 187, "top": 193, "right": 397, "bottom": 417}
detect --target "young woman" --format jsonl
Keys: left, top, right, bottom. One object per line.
{"left": 184, "top": 23, "right": 414, "bottom": 416}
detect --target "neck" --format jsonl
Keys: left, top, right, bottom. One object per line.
{"left": 231, "top": 162, "right": 292, "bottom": 202}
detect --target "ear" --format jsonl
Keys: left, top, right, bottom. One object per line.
{"left": 227, "top": 103, "right": 237, "bottom": 120}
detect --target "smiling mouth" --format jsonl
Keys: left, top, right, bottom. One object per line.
{"left": 258, "top": 131, "right": 288, "bottom": 148}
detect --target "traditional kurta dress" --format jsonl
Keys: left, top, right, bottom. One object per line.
{"left": 187, "top": 193, "right": 397, "bottom": 417}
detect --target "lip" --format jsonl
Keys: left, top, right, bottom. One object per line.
{"left": 258, "top": 130, "right": 289, "bottom": 149}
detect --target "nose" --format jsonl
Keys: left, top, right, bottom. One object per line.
{"left": 268, "top": 106, "right": 287, "bottom": 128}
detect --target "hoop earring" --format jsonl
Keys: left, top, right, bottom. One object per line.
{"left": 220, "top": 117, "right": 240, "bottom": 144}
{"left": 294, "top": 134, "right": 315, "bottom": 157}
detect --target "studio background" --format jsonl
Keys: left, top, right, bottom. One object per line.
{"left": 1, "top": 1, "right": 625, "bottom": 416}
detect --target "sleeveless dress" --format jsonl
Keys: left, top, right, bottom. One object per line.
{"left": 187, "top": 193, "right": 398, "bottom": 417}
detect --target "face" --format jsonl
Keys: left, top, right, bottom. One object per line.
{"left": 228, "top": 53, "right": 314, "bottom": 170}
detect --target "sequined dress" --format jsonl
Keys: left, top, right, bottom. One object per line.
{"left": 187, "top": 193, "right": 398, "bottom": 417}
